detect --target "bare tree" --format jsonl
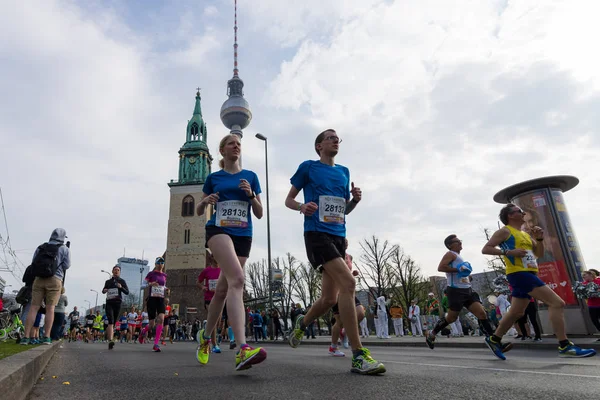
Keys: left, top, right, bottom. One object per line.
{"left": 245, "top": 259, "right": 269, "bottom": 301}
{"left": 389, "top": 246, "right": 427, "bottom": 315}
{"left": 483, "top": 228, "right": 506, "bottom": 275}
{"left": 291, "top": 262, "right": 322, "bottom": 309}
{"left": 356, "top": 236, "right": 397, "bottom": 299}
{"left": 278, "top": 253, "right": 300, "bottom": 329}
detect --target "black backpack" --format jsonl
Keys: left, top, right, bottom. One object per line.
{"left": 31, "top": 243, "right": 62, "bottom": 278}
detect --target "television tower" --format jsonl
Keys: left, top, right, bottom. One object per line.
{"left": 220, "top": 0, "right": 252, "bottom": 138}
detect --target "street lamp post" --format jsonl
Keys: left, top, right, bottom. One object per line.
{"left": 90, "top": 289, "right": 99, "bottom": 311}
{"left": 255, "top": 133, "right": 274, "bottom": 340}
{"left": 84, "top": 300, "right": 91, "bottom": 314}
{"left": 139, "top": 266, "right": 145, "bottom": 310}
{"left": 100, "top": 270, "right": 112, "bottom": 278}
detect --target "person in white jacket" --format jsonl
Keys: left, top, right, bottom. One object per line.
{"left": 409, "top": 299, "right": 422, "bottom": 336}
{"left": 495, "top": 293, "right": 511, "bottom": 317}
{"left": 359, "top": 315, "right": 369, "bottom": 338}
{"left": 495, "top": 292, "right": 517, "bottom": 336}
{"left": 376, "top": 295, "right": 390, "bottom": 339}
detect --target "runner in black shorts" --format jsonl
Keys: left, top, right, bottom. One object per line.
{"left": 67, "top": 306, "right": 80, "bottom": 342}
{"left": 84, "top": 311, "right": 94, "bottom": 343}
{"left": 285, "top": 128, "right": 384, "bottom": 375}
{"left": 138, "top": 257, "right": 167, "bottom": 352}
{"left": 195, "top": 133, "right": 266, "bottom": 370}
{"left": 426, "top": 234, "right": 498, "bottom": 350}
{"left": 102, "top": 265, "right": 129, "bottom": 350}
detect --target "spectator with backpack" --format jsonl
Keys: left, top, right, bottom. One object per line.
{"left": 17, "top": 264, "right": 36, "bottom": 324}
{"left": 21, "top": 228, "right": 71, "bottom": 345}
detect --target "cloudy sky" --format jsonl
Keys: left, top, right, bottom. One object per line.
{"left": 2, "top": 0, "right": 600, "bottom": 310}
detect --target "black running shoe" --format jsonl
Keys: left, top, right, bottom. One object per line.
{"left": 108, "top": 341, "right": 115, "bottom": 350}
{"left": 425, "top": 334, "right": 435, "bottom": 350}
{"left": 502, "top": 342, "right": 513, "bottom": 353}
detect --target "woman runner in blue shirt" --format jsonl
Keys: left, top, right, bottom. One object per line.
{"left": 195, "top": 133, "right": 267, "bottom": 371}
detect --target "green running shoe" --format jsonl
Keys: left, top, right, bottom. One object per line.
{"left": 288, "top": 315, "right": 305, "bottom": 348}
{"left": 196, "top": 329, "right": 210, "bottom": 365}
{"left": 351, "top": 348, "right": 386, "bottom": 375}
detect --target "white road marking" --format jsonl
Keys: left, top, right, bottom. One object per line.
{"left": 381, "top": 359, "right": 600, "bottom": 379}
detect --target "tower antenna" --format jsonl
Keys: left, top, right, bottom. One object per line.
{"left": 233, "top": 0, "right": 239, "bottom": 77}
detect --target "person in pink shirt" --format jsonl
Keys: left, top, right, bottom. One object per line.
{"left": 583, "top": 269, "right": 600, "bottom": 340}
{"left": 328, "top": 239, "right": 363, "bottom": 357}
{"left": 197, "top": 252, "right": 222, "bottom": 351}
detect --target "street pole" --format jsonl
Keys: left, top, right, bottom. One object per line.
{"left": 84, "top": 300, "right": 91, "bottom": 315}
{"left": 139, "top": 266, "right": 144, "bottom": 310}
{"left": 255, "top": 133, "right": 274, "bottom": 340}
{"left": 100, "top": 270, "right": 111, "bottom": 278}
{"left": 90, "top": 289, "right": 98, "bottom": 311}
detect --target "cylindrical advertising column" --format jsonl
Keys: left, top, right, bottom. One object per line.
{"left": 493, "top": 175, "right": 594, "bottom": 335}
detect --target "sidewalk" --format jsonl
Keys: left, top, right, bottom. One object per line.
{"left": 0, "top": 341, "right": 60, "bottom": 400}
{"left": 266, "top": 334, "right": 600, "bottom": 351}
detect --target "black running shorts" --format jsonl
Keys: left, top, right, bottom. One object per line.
{"left": 105, "top": 301, "right": 121, "bottom": 325}
{"left": 332, "top": 297, "right": 361, "bottom": 315}
{"left": 147, "top": 297, "right": 166, "bottom": 320}
{"left": 205, "top": 226, "right": 252, "bottom": 258}
{"left": 304, "top": 231, "right": 345, "bottom": 270}
{"left": 446, "top": 287, "right": 478, "bottom": 312}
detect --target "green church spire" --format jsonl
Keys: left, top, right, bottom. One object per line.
{"left": 193, "top": 87, "right": 203, "bottom": 116}
{"left": 169, "top": 89, "right": 213, "bottom": 187}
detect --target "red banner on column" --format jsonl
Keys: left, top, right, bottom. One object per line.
{"left": 537, "top": 260, "right": 577, "bottom": 305}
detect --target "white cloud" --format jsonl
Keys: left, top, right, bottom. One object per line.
{"left": 204, "top": 5, "right": 218, "bottom": 17}
{"left": 260, "top": 0, "right": 600, "bottom": 277}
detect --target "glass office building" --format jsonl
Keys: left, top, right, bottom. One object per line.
{"left": 116, "top": 257, "right": 149, "bottom": 308}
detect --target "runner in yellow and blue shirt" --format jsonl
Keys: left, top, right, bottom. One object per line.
{"left": 482, "top": 203, "right": 595, "bottom": 359}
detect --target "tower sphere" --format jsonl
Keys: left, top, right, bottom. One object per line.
{"left": 220, "top": 86, "right": 252, "bottom": 131}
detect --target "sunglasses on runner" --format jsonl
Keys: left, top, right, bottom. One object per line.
{"left": 509, "top": 208, "right": 525, "bottom": 215}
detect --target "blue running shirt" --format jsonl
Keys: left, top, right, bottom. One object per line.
{"left": 290, "top": 160, "right": 350, "bottom": 236}
{"left": 204, "top": 169, "right": 262, "bottom": 237}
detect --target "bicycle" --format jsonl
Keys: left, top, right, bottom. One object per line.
{"left": 0, "top": 310, "right": 25, "bottom": 342}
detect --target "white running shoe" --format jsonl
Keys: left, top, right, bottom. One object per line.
{"left": 329, "top": 346, "right": 346, "bottom": 357}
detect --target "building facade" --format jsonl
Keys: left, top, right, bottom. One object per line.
{"left": 116, "top": 257, "right": 149, "bottom": 308}
{"left": 164, "top": 90, "right": 213, "bottom": 321}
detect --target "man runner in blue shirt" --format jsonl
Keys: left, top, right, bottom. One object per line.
{"left": 285, "top": 128, "right": 385, "bottom": 375}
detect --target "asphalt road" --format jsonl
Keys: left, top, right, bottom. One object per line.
{"left": 28, "top": 340, "right": 600, "bottom": 400}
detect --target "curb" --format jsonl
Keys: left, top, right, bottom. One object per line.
{"left": 0, "top": 342, "right": 60, "bottom": 400}
{"left": 266, "top": 338, "right": 600, "bottom": 351}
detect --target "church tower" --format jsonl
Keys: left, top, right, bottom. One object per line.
{"left": 165, "top": 89, "right": 213, "bottom": 319}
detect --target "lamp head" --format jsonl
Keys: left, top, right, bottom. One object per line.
{"left": 255, "top": 133, "right": 267, "bottom": 141}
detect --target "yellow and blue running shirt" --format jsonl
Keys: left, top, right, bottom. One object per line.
{"left": 500, "top": 225, "right": 538, "bottom": 275}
